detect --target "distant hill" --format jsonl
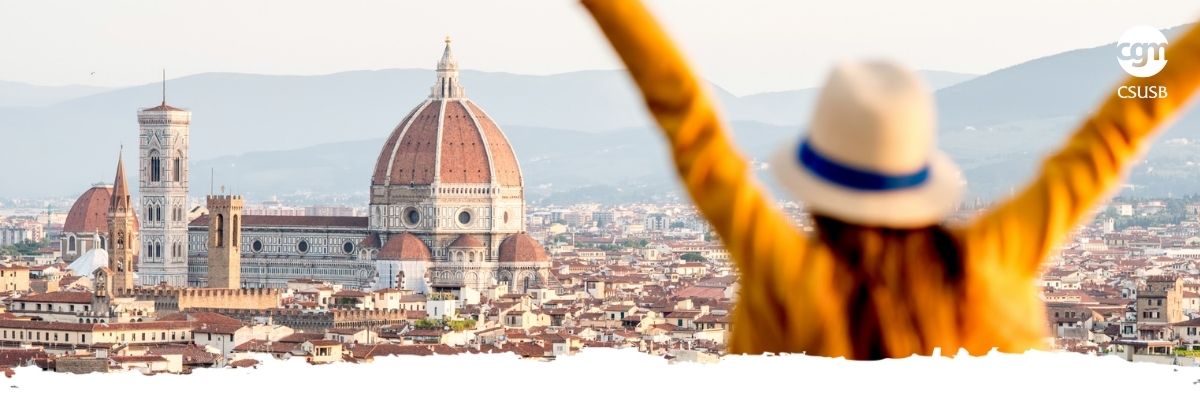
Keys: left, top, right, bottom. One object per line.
{"left": 189, "top": 122, "right": 795, "bottom": 204}
{"left": 730, "top": 70, "right": 978, "bottom": 127}
{"left": 0, "top": 67, "right": 971, "bottom": 198}
{"left": 8, "top": 25, "right": 1200, "bottom": 203}
{"left": 935, "top": 24, "right": 1200, "bottom": 198}
{"left": 0, "top": 80, "right": 110, "bottom": 108}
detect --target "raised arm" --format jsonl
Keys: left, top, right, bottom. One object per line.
{"left": 581, "top": 0, "right": 806, "bottom": 284}
{"left": 963, "top": 24, "right": 1200, "bottom": 278}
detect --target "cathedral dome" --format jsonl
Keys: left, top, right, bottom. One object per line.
{"left": 64, "top": 183, "right": 140, "bottom": 233}
{"left": 64, "top": 184, "right": 113, "bottom": 233}
{"left": 378, "top": 233, "right": 432, "bottom": 261}
{"left": 370, "top": 38, "right": 522, "bottom": 189}
{"left": 498, "top": 233, "right": 549, "bottom": 263}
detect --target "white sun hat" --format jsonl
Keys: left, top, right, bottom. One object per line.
{"left": 770, "top": 60, "right": 964, "bottom": 228}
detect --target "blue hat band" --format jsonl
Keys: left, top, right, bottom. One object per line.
{"left": 797, "top": 139, "right": 930, "bottom": 191}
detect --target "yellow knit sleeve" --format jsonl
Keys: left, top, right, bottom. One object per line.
{"left": 580, "top": 0, "right": 806, "bottom": 285}
{"left": 963, "top": 24, "right": 1200, "bottom": 278}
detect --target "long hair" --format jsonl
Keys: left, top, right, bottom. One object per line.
{"left": 811, "top": 214, "right": 966, "bottom": 359}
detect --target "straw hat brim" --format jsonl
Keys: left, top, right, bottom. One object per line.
{"left": 769, "top": 136, "right": 964, "bottom": 228}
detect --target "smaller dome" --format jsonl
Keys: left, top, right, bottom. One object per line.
{"left": 378, "top": 233, "right": 431, "bottom": 261}
{"left": 498, "top": 233, "right": 549, "bottom": 263}
{"left": 448, "top": 234, "right": 484, "bottom": 249}
{"left": 68, "top": 248, "right": 109, "bottom": 276}
{"left": 359, "top": 233, "right": 382, "bottom": 249}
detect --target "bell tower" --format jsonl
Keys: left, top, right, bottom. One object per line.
{"left": 206, "top": 195, "right": 243, "bottom": 289}
{"left": 137, "top": 76, "right": 191, "bottom": 287}
{"left": 108, "top": 152, "right": 137, "bottom": 291}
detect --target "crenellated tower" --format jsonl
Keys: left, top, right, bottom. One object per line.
{"left": 206, "top": 195, "right": 244, "bottom": 289}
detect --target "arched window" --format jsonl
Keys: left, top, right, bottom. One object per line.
{"left": 155, "top": 206, "right": 162, "bottom": 222}
{"left": 68, "top": 236, "right": 76, "bottom": 251}
{"left": 149, "top": 150, "right": 161, "bottom": 182}
{"left": 216, "top": 214, "right": 224, "bottom": 248}
{"left": 173, "top": 154, "right": 181, "bottom": 182}
{"left": 116, "top": 231, "right": 125, "bottom": 250}
{"left": 155, "top": 243, "right": 162, "bottom": 259}
{"left": 233, "top": 215, "right": 239, "bottom": 247}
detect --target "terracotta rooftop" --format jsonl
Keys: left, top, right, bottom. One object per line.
{"left": 14, "top": 291, "right": 93, "bottom": 304}
{"left": 499, "top": 233, "right": 549, "bottom": 263}
{"left": 369, "top": 55, "right": 522, "bottom": 189}
{"left": 141, "top": 103, "right": 186, "bottom": 112}
{"left": 378, "top": 233, "right": 432, "bottom": 261}
{"left": 448, "top": 234, "right": 484, "bottom": 248}
{"left": 64, "top": 185, "right": 140, "bottom": 233}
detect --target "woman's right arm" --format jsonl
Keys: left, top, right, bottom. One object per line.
{"left": 580, "top": 0, "right": 807, "bottom": 286}
{"left": 963, "top": 24, "right": 1200, "bottom": 278}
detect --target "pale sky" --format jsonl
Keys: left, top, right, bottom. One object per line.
{"left": 1, "top": 0, "right": 1197, "bottom": 95}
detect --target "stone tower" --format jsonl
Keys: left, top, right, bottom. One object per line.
{"left": 137, "top": 92, "right": 191, "bottom": 287}
{"left": 206, "top": 195, "right": 244, "bottom": 289}
{"left": 108, "top": 152, "right": 137, "bottom": 291}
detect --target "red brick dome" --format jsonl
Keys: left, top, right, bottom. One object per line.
{"left": 448, "top": 234, "right": 485, "bottom": 249}
{"left": 371, "top": 98, "right": 522, "bottom": 188}
{"left": 371, "top": 40, "right": 522, "bottom": 189}
{"left": 498, "top": 233, "right": 548, "bottom": 263}
{"left": 64, "top": 184, "right": 140, "bottom": 233}
{"left": 378, "top": 233, "right": 431, "bottom": 261}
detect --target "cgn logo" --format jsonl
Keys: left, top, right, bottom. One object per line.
{"left": 1116, "top": 26, "right": 1168, "bottom": 78}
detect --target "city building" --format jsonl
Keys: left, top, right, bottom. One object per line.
{"left": 1137, "top": 275, "right": 1185, "bottom": 340}
{"left": 184, "top": 39, "right": 552, "bottom": 299}
{"left": 0, "top": 263, "right": 30, "bottom": 293}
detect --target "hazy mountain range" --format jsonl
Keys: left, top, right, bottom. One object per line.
{"left": 3, "top": 24, "right": 1199, "bottom": 204}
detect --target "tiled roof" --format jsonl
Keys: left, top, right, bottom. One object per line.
{"left": 279, "top": 332, "right": 326, "bottom": 343}
{"left": 111, "top": 355, "right": 168, "bottom": 363}
{"left": 448, "top": 234, "right": 484, "bottom": 248}
{"left": 141, "top": 103, "right": 185, "bottom": 112}
{"left": 229, "top": 359, "right": 259, "bottom": 368}
{"left": 359, "top": 233, "right": 382, "bottom": 249}
{"left": 370, "top": 97, "right": 522, "bottom": 187}
{"left": 378, "top": 233, "right": 431, "bottom": 261}
{"left": 499, "top": 233, "right": 549, "bottom": 262}
{"left": 234, "top": 339, "right": 300, "bottom": 354}
{"left": 144, "top": 344, "right": 217, "bottom": 365}
{"left": 64, "top": 185, "right": 114, "bottom": 233}
{"left": 1173, "top": 317, "right": 1200, "bottom": 327}
{"left": 307, "top": 339, "right": 342, "bottom": 346}
{"left": 14, "top": 291, "right": 93, "bottom": 304}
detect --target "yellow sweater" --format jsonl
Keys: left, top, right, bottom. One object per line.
{"left": 582, "top": 0, "right": 1200, "bottom": 359}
